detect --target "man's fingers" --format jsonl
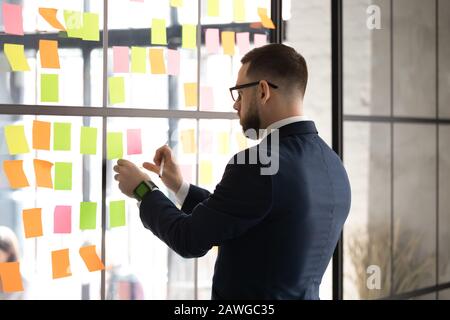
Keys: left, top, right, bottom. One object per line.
{"left": 153, "top": 145, "right": 171, "bottom": 165}
{"left": 113, "top": 165, "right": 121, "bottom": 173}
{"left": 114, "top": 174, "right": 120, "bottom": 181}
{"left": 117, "top": 159, "right": 131, "bottom": 167}
{"left": 143, "top": 162, "right": 159, "bottom": 174}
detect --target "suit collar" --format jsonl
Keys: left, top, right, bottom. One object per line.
{"left": 266, "top": 121, "right": 318, "bottom": 139}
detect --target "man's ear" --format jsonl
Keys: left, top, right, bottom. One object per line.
{"left": 259, "top": 80, "right": 271, "bottom": 104}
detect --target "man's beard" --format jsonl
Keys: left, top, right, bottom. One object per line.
{"left": 241, "top": 98, "right": 261, "bottom": 140}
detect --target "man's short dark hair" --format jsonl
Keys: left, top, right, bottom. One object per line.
{"left": 241, "top": 44, "right": 308, "bottom": 97}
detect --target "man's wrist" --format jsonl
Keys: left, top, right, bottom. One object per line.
{"left": 133, "top": 180, "right": 159, "bottom": 201}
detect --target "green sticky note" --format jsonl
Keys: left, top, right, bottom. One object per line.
{"left": 41, "top": 74, "right": 59, "bottom": 103}
{"left": 80, "top": 202, "right": 97, "bottom": 230}
{"left": 53, "top": 122, "right": 71, "bottom": 151}
{"left": 131, "top": 47, "right": 146, "bottom": 73}
{"left": 64, "top": 10, "right": 83, "bottom": 38}
{"left": 207, "top": 0, "right": 220, "bottom": 17}
{"left": 80, "top": 127, "right": 97, "bottom": 155}
{"left": 4, "top": 125, "right": 30, "bottom": 155}
{"left": 107, "top": 132, "right": 123, "bottom": 160}
{"left": 151, "top": 19, "right": 167, "bottom": 45}
{"left": 108, "top": 77, "right": 125, "bottom": 105}
{"left": 182, "top": 24, "right": 197, "bottom": 49}
{"left": 109, "top": 200, "right": 126, "bottom": 228}
{"left": 83, "top": 12, "right": 99, "bottom": 41}
{"left": 54, "top": 162, "right": 72, "bottom": 190}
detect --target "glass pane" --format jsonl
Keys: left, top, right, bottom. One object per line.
{"left": 343, "top": 122, "right": 391, "bottom": 299}
{"left": 0, "top": 0, "right": 103, "bottom": 107}
{"left": 439, "top": 126, "right": 450, "bottom": 284}
{"left": 439, "top": 1, "right": 450, "bottom": 118}
{"left": 411, "top": 292, "right": 437, "bottom": 300}
{"left": 438, "top": 289, "right": 450, "bottom": 300}
{"left": 0, "top": 115, "right": 103, "bottom": 299}
{"left": 393, "top": 123, "right": 436, "bottom": 293}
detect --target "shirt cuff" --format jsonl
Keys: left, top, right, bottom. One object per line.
{"left": 175, "top": 181, "right": 190, "bottom": 206}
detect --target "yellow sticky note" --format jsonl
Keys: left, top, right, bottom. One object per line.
{"left": 107, "top": 132, "right": 123, "bottom": 160}
{"left": 199, "top": 160, "right": 213, "bottom": 185}
{"left": 51, "top": 249, "right": 72, "bottom": 279}
{"left": 108, "top": 77, "right": 125, "bottom": 105}
{"left": 64, "top": 10, "right": 83, "bottom": 38}
{"left": 32, "top": 120, "right": 51, "bottom": 151}
{"left": 83, "top": 12, "right": 99, "bottom": 41}
{"left": 233, "top": 0, "right": 245, "bottom": 22}
{"left": 34, "top": 159, "right": 54, "bottom": 189}
{"left": 151, "top": 19, "right": 167, "bottom": 45}
{"left": 218, "top": 132, "right": 230, "bottom": 154}
{"left": 4, "top": 125, "right": 30, "bottom": 155}
{"left": 22, "top": 208, "right": 43, "bottom": 238}
{"left": 182, "top": 24, "right": 197, "bottom": 49}
{"left": 3, "top": 160, "right": 29, "bottom": 189}
{"left": 170, "top": 0, "right": 183, "bottom": 7}
{"left": 0, "top": 262, "right": 24, "bottom": 293}
{"left": 222, "top": 31, "right": 235, "bottom": 56}
{"left": 4, "top": 43, "right": 30, "bottom": 72}
{"left": 257, "top": 8, "right": 276, "bottom": 29}
{"left": 131, "top": 47, "right": 146, "bottom": 73}
{"left": 79, "top": 245, "right": 105, "bottom": 272}
{"left": 207, "top": 0, "right": 220, "bottom": 17}
{"left": 184, "top": 83, "right": 198, "bottom": 108}
{"left": 236, "top": 132, "right": 248, "bottom": 150}
{"left": 149, "top": 48, "right": 166, "bottom": 74}
{"left": 180, "top": 129, "right": 196, "bottom": 154}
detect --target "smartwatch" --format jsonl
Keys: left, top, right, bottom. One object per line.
{"left": 133, "top": 180, "right": 159, "bottom": 201}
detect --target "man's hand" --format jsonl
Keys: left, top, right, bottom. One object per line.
{"left": 113, "top": 159, "right": 151, "bottom": 198}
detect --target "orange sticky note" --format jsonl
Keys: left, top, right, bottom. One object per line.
{"left": 0, "top": 262, "right": 24, "bottom": 293}
{"left": 3, "top": 160, "right": 29, "bottom": 189}
{"left": 51, "top": 249, "right": 72, "bottom": 279}
{"left": 38, "top": 8, "right": 65, "bottom": 31}
{"left": 257, "top": 8, "right": 276, "bottom": 29}
{"left": 149, "top": 48, "right": 166, "bottom": 74}
{"left": 39, "top": 40, "right": 60, "bottom": 69}
{"left": 222, "top": 31, "right": 235, "bottom": 56}
{"left": 34, "top": 159, "right": 53, "bottom": 188}
{"left": 22, "top": 208, "right": 43, "bottom": 238}
{"left": 79, "top": 245, "right": 105, "bottom": 272}
{"left": 184, "top": 83, "right": 198, "bottom": 108}
{"left": 32, "top": 120, "right": 51, "bottom": 150}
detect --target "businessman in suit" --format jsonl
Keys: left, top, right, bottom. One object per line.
{"left": 114, "top": 44, "right": 351, "bottom": 300}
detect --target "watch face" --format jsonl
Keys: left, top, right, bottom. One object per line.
{"left": 135, "top": 182, "right": 151, "bottom": 199}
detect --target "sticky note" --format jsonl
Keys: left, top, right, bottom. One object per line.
{"left": 4, "top": 125, "right": 30, "bottom": 155}
{"left": 53, "top": 122, "right": 71, "bottom": 151}
{"left": 236, "top": 32, "right": 250, "bottom": 55}
{"left": 170, "top": 0, "right": 183, "bottom": 7}
{"left": 108, "top": 77, "right": 125, "bottom": 105}
{"left": 236, "top": 132, "right": 248, "bottom": 150}
{"left": 41, "top": 74, "right": 59, "bottom": 103}
{"left": 167, "top": 49, "right": 180, "bottom": 76}
{"left": 83, "top": 12, "right": 99, "bottom": 41}
{"left": 222, "top": 31, "right": 235, "bottom": 56}
{"left": 0, "top": 262, "right": 24, "bottom": 293}
{"left": 205, "top": 28, "right": 220, "bottom": 54}
{"left": 109, "top": 200, "right": 126, "bottom": 228}
{"left": 32, "top": 120, "right": 51, "bottom": 150}
{"left": 79, "top": 245, "right": 105, "bottom": 272}
{"left": 151, "top": 19, "right": 167, "bottom": 45}
{"left": 207, "top": 0, "right": 220, "bottom": 17}
{"left": 179, "top": 164, "right": 193, "bottom": 183}
{"left": 80, "top": 127, "right": 97, "bottom": 155}
{"left": 39, "top": 8, "right": 65, "bottom": 30}
{"left": 200, "top": 131, "right": 213, "bottom": 154}
{"left": 254, "top": 34, "right": 267, "bottom": 47}
{"left": 199, "top": 160, "right": 213, "bottom": 185}
{"left": 22, "top": 208, "right": 43, "bottom": 238}
{"left": 39, "top": 40, "right": 60, "bottom": 69}
{"left": 184, "top": 83, "right": 198, "bottom": 107}
{"left": 149, "top": 48, "right": 166, "bottom": 74}
{"left": 233, "top": 0, "right": 245, "bottom": 22}
{"left": 54, "top": 206, "right": 72, "bottom": 234}
{"left": 64, "top": 10, "right": 83, "bottom": 38}
{"left": 80, "top": 202, "right": 97, "bottom": 230}
{"left": 127, "top": 129, "right": 142, "bottom": 155}
{"left": 257, "top": 8, "right": 276, "bottom": 29}
{"left": 113, "top": 46, "right": 129, "bottom": 73}
{"left": 131, "top": 47, "right": 146, "bottom": 73}
{"left": 3, "top": 160, "right": 29, "bottom": 189}
{"left": 107, "top": 132, "right": 123, "bottom": 160}
{"left": 180, "top": 129, "right": 196, "bottom": 154}
{"left": 218, "top": 132, "right": 230, "bottom": 154}
{"left": 4, "top": 44, "right": 30, "bottom": 71}
{"left": 3, "top": 3, "right": 23, "bottom": 35}
{"left": 54, "top": 162, "right": 72, "bottom": 191}
{"left": 51, "top": 249, "right": 72, "bottom": 279}
{"left": 34, "top": 159, "right": 54, "bottom": 188}
{"left": 182, "top": 24, "right": 197, "bottom": 49}
{"left": 200, "top": 86, "right": 214, "bottom": 111}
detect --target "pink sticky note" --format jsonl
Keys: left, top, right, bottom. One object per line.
{"left": 236, "top": 32, "right": 250, "bottom": 55}
{"left": 167, "top": 49, "right": 180, "bottom": 76}
{"left": 3, "top": 3, "right": 24, "bottom": 36}
{"left": 54, "top": 206, "right": 72, "bottom": 234}
{"left": 200, "top": 131, "right": 213, "bottom": 154}
{"left": 254, "top": 34, "right": 267, "bottom": 48}
{"left": 179, "top": 164, "right": 193, "bottom": 183}
{"left": 205, "top": 29, "right": 220, "bottom": 54}
{"left": 127, "top": 129, "right": 142, "bottom": 155}
{"left": 113, "top": 46, "right": 129, "bottom": 73}
{"left": 200, "top": 86, "right": 214, "bottom": 111}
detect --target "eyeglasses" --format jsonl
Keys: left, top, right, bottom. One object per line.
{"left": 229, "top": 81, "right": 278, "bottom": 102}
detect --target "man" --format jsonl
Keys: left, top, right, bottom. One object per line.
{"left": 114, "top": 44, "right": 351, "bottom": 300}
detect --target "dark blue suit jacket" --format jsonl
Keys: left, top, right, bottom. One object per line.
{"left": 140, "top": 121, "right": 351, "bottom": 300}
